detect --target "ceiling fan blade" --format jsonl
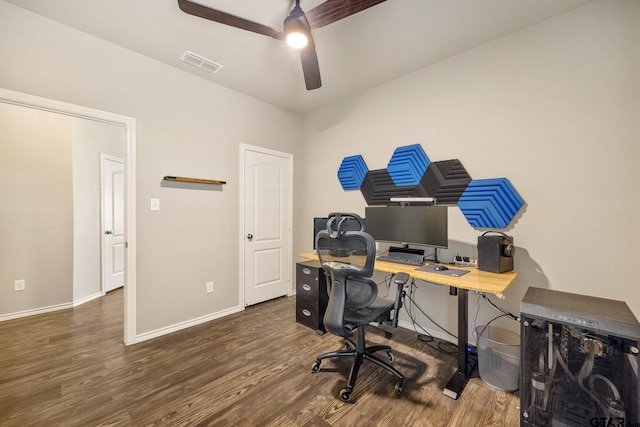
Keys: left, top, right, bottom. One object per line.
{"left": 292, "top": 8, "right": 321, "bottom": 90}
{"left": 306, "top": 0, "right": 387, "bottom": 29}
{"left": 300, "top": 41, "right": 322, "bottom": 90}
{"left": 179, "top": 0, "right": 321, "bottom": 90}
{"left": 178, "top": 0, "right": 284, "bottom": 40}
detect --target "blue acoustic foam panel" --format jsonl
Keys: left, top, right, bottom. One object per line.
{"left": 360, "top": 169, "right": 418, "bottom": 206}
{"left": 386, "top": 144, "right": 431, "bottom": 186}
{"left": 457, "top": 178, "right": 524, "bottom": 228}
{"left": 337, "top": 155, "right": 368, "bottom": 190}
{"left": 412, "top": 159, "right": 472, "bottom": 205}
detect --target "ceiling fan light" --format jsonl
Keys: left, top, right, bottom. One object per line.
{"left": 286, "top": 32, "right": 308, "bottom": 49}
{"left": 284, "top": 4, "right": 310, "bottom": 49}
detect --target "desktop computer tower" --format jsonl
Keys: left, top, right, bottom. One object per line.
{"left": 520, "top": 287, "right": 639, "bottom": 427}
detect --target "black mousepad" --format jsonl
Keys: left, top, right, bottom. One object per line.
{"left": 416, "top": 264, "right": 470, "bottom": 277}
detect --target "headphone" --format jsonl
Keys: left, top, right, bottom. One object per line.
{"left": 481, "top": 231, "right": 515, "bottom": 257}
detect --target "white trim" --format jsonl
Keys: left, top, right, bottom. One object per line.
{"left": 0, "top": 88, "right": 138, "bottom": 345}
{"left": 124, "top": 117, "right": 137, "bottom": 345}
{"left": 0, "top": 302, "right": 74, "bottom": 322}
{"left": 0, "top": 291, "right": 104, "bottom": 322}
{"left": 288, "top": 154, "right": 294, "bottom": 297}
{"left": 239, "top": 145, "right": 246, "bottom": 309}
{"left": 135, "top": 305, "right": 244, "bottom": 344}
{"left": 73, "top": 292, "right": 104, "bottom": 307}
{"left": 239, "top": 144, "right": 294, "bottom": 307}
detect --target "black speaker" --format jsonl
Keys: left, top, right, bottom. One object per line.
{"left": 477, "top": 231, "right": 514, "bottom": 273}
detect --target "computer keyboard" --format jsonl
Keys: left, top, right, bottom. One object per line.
{"left": 376, "top": 255, "right": 425, "bottom": 266}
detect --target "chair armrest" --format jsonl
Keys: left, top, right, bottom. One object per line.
{"left": 394, "top": 272, "right": 410, "bottom": 285}
{"left": 390, "top": 272, "right": 410, "bottom": 328}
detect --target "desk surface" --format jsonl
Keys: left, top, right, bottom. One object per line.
{"left": 297, "top": 252, "right": 517, "bottom": 295}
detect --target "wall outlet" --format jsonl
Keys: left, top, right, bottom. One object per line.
{"left": 14, "top": 279, "right": 25, "bottom": 291}
{"left": 206, "top": 281, "right": 214, "bottom": 293}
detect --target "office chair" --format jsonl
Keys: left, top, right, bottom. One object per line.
{"left": 312, "top": 213, "right": 408, "bottom": 401}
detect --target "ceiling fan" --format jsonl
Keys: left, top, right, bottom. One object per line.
{"left": 177, "top": 0, "right": 387, "bottom": 90}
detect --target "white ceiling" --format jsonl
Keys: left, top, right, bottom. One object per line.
{"left": 6, "top": 0, "right": 594, "bottom": 114}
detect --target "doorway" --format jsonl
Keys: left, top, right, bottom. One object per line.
{"left": 0, "top": 88, "right": 137, "bottom": 345}
{"left": 240, "top": 144, "right": 293, "bottom": 306}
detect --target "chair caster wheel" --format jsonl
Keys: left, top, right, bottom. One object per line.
{"left": 395, "top": 379, "right": 403, "bottom": 396}
{"left": 311, "top": 361, "right": 321, "bottom": 373}
{"left": 340, "top": 388, "right": 352, "bottom": 402}
{"left": 387, "top": 350, "right": 394, "bottom": 363}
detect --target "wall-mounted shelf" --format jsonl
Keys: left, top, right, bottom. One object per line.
{"left": 163, "top": 176, "right": 226, "bottom": 185}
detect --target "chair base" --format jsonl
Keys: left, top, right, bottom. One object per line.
{"left": 311, "top": 326, "right": 404, "bottom": 401}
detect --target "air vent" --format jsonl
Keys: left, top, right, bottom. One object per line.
{"left": 180, "top": 50, "right": 223, "bottom": 74}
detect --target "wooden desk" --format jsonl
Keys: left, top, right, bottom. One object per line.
{"left": 297, "top": 252, "right": 518, "bottom": 400}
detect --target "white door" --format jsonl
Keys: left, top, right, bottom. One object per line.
{"left": 101, "top": 155, "right": 125, "bottom": 293}
{"left": 242, "top": 145, "right": 292, "bottom": 306}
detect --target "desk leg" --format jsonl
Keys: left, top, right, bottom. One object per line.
{"left": 443, "top": 288, "right": 475, "bottom": 399}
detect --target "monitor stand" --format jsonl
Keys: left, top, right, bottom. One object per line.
{"left": 388, "top": 245, "right": 424, "bottom": 256}
{"left": 427, "top": 248, "right": 440, "bottom": 263}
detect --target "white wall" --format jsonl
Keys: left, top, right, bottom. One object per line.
{"left": 297, "top": 0, "right": 640, "bottom": 341}
{"left": 0, "top": 103, "right": 74, "bottom": 315}
{"left": 0, "top": 1, "right": 302, "bottom": 336}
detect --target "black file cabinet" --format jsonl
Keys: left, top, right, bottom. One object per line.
{"left": 295, "top": 260, "right": 328, "bottom": 335}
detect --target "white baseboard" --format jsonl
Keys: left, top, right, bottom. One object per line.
{"left": 73, "top": 292, "right": 104, "bottom": 307}
{"left": 0, "top": 301, "right": 73, "bottom": 322}
{"left": 0, "top": 292, "right": 104, "bottom": 322}
{"left": 134, "top": 305, "right": 245, "bottom": 344}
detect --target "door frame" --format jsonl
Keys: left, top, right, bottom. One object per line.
{"left": 239, "top": 143, "right": 294, "bottom": 307}
{"left": 0, "top": 88, "right": 137, "bottom": 345}
{"left": 100, "top": 153, "right": 125, "bottom": 294}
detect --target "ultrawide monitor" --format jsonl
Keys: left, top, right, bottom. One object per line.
{"left": 364, "top": 206, "right": 448, "bottom": 249}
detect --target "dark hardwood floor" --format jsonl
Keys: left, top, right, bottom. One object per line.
{"left": 0, "top": 289, "right": 519, "bottom": 426}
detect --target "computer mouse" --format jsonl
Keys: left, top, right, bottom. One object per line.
{"left": 434, "top": 265, "right": 449, "bottom": 271}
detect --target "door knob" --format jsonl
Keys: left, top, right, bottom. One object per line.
{"left": 247, "top": 233, "right": 253, "bottom": 240}
{"left": 105, "top": 230, "right": 113, "bottom": 235}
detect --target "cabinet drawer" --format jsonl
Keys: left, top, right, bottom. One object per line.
{"left": 296, "top": 302, "right": 320, "bottom": 330}
{"left": 297, "top": 277, "right": 319, "bottom": 299}
{"left": 295, "top": 288, "right": 318, "bottom": 308}
{"left": 296, "top": 263, "right": 321, "bottom": 296}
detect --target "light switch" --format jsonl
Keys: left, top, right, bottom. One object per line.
{"left": 150, "top": 198, "right": 160, "bottom": 211}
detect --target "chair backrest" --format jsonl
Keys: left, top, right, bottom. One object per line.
{"left": 315, "top": 213, "right": 378, "bottom": 337}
